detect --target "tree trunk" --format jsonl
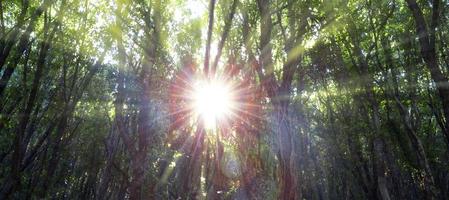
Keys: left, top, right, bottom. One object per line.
{"left": 0, "top": 0, "right": 29, "bottom": 71}
{"left": 382, "top": 37, "right": 439, "bottom": 199}
{"left": 97, "top": 128, "right": 119, "bottom": 199}
{"left": 256, "top": 0, "right": 300, "bottom": 199}
{"left": 349, "top": 31, "right": 392, "bottom": 200}
{"left": 406, "top": 0, "right": 449, "bottom": 148}
{"left": 0, "top": 0, "right": 53, "bottom": 98}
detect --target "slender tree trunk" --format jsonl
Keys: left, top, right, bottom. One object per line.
{"left": 204, "top": 0, "right": 216, "bottom": 76}
{"left": 38, "top": 109, "right": 68, "bottom": 198}
{"left": 0, "top": 11, "right": 57, "bottom": 197}
{"left": 211, "top": 0, "right": 237, "bottom": 75}
{"left": 382, "top": 37, "right": 438, "bottom": 199}
{"left": 180, "top": 127, "right": 205, "bottom": 199}
{"left": 349, "top": 32, "right": 392, "bottom": 200}
{"left": 0, "top": 0, "right": 29, "bottom": 71}
{"left": 0, "top": 0, "right": 53, "bottom": 98}
{"left": 406, "top": 0, "right": 449, "bottom": 148}
{"left": 97, "top": 128, "right": 119, "bottom": 199}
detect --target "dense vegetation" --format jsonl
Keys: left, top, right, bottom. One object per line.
{"left": 0, "top": 0, "right": 448, "bottom": 199}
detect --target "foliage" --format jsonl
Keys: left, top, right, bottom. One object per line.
{"left": 0, "top": 0, "right": 448, "bottom": 199}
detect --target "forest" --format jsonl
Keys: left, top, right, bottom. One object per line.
{"left": 0, "top": 0, "right": 449, "bottom": 199}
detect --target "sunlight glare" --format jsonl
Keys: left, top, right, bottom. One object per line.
{"left": 186, "top": 0, "right": 207, "bottom": 19}
{"left": 192, "top": 79, "right": 234, "bottom": 130}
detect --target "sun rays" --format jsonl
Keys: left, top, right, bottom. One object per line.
{"left": 168, "top": 66, "right": 267, "bottom": 137}
{"left": 190, "top": 78, "right": 236, "bottom": 130}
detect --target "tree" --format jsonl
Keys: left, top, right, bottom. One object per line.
{"left": 0, "top": 0, "right": 448, "bottom": 199}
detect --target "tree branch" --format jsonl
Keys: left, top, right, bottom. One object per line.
{"left": 211, "top": 0, "right": 238, "bottom": 76}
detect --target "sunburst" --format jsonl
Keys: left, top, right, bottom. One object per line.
{"left": 189, "top": 78, "right": 236, "bottom": 130}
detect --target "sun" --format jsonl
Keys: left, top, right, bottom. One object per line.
{"left": 191, "top": 78, "right": 235, "bottom": 130}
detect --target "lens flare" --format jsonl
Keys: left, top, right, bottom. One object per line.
{"left": 192, "top": 79, "right": 234, "bottom": 130}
